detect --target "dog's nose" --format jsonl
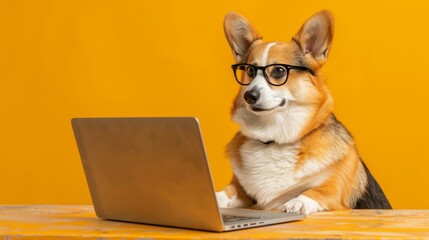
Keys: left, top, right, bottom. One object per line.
{"left": 244, "top": 89, "right": 260, "bottom": 104}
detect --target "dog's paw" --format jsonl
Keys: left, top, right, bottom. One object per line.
{"left": 216, "top": 191, "right": 231, "bottom": 208}
{"left": 281, "top": 195, "right": 324, "bottom": 215}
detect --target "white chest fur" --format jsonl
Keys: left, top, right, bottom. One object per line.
{"left": 232, "top": 140, "right": 302, "bottom": 208}
{"left": 232, "top": 139, "right": 331, "bottom": 210}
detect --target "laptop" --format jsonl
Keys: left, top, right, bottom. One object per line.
{"left": 71, "top": 117, "right": 305, "bottom": 232}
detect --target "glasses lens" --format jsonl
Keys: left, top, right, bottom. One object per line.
{"left": 266, "top": 65, "right": 288, "bottom": 85}
{"left": 234, "top": 65, "right": 255, "bottom": 85}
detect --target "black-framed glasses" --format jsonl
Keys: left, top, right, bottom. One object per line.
{"left": 231, "top": 63, "right": 312, "bottom": 86}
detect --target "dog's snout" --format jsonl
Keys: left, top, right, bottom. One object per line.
{"left": 244, "top": 89, "right": 261, "bottom": 104}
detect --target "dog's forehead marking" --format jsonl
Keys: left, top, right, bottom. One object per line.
{"left": 261, "top": 42, "right": 277, "bottom": 66}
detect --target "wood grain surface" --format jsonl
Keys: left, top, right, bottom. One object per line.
{"left": 1, "top": 205, "right": 428, "bottom": 239}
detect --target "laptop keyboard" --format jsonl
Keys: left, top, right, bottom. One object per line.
{"left": 222, "top": 214, "right": 261, "bottom": 223}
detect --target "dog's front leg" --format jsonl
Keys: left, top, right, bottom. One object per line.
{"left": 216, "top": 175, "right": 255, "bottom": 208}
{"left": 281, "top": 193, "right": 324, "bottom": 215}
{"left": 281, "top": 178, "right": 349, "bottom": 215}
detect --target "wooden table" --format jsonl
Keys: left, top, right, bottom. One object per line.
{"left": 0, "top": 205, "right": 428, "bottom": 239}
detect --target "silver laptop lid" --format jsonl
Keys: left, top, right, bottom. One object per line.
{"left": 72, "top": 117, "right": 224, "bottom": 231}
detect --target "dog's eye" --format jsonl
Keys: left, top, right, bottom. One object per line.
{"left": 270, "top": 67, "right": 286, "bottom": 79}
{"left": 246, "top": 66, "right": 256, "bottom": 78}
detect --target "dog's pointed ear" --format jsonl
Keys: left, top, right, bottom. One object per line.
{"left": 293, "top": 10, "right": 334, "bottom": 66}
{"left": 224, "top": 12, "right": 262, "bottom": 63}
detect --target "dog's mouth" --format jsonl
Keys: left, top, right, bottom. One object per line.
{"left": 250, "top": 99, "right": 287, "bottom": 112}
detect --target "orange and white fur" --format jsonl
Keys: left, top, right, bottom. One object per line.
{"left": 216, "top": 10, "right": 391, "bottom": 215}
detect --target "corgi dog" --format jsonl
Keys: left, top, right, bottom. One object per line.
{"left": 216, "top": 10, "right": 392, "bottom": 215}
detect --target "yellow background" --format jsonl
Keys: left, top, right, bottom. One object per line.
{"left": 1, "top": 0, "right": 428, "bottom": 208}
